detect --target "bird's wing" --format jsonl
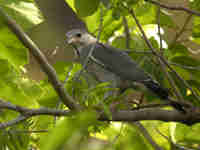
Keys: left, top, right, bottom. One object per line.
{"left": 80, "top": 43, "right": 151, "bottom": 82}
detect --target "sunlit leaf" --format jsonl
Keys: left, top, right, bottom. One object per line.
{"left": 74, "top": 0, "right": 100, "bottom": 17}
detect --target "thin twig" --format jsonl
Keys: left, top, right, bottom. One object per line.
{"left": 110, "top": 123, "right": 124, "bottom": 145}
{"left": 157, "top": 7, "right": 163, "bottom": 53}
{"left": 171, "top": 14, "right": 193, "bottom": 46}
{"left": 0, "top": 116, "right": 28, "bottom": 129}
{"left": 126, "top": 7, "right": 200, "bottom": 102}
{"left": 9, "top": 129, "right": 48, "bottom": 134}
{"left": 0, "top": 99, "right": 71, "bottom": 129}
{"left": 133, "top": 122, "right": 164, "bottom": 150}
{"left": 145, "top": 0, "right": 200, "bottom": 17}
{"left": 123, "top": 16, "right": 130, "bottom": 49}
{"left": 0, "top": 7, "right": 80, "bottom": 110}
{"left": 156, "top": 6, "right": 184, "bottom": 100}
{"left": 155, "top": 128, "right": 194, "bottom": 150}
{"left": 122, "top": 13, "right": 182, "bottom": 109}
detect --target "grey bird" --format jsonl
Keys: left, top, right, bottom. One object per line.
{"left": 66, "top": 29, "right": 185, "bottom": 112}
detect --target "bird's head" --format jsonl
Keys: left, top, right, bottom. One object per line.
{"left": 66, "top": 29, "right": 97, "bottom": 48}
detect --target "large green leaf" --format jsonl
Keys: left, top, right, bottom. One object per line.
{"left": 115, "top": 125, "right": 154, "bottom": 150}
{"left": 0, "top": 0, "right": 42, "bottom": 29}
{"left": 168, "top": 43, "right": 189, "bottom": 57}
{"left": 74, "top": 0, "right": 100, "bottom": 17}
{"left": 170, "top": 55, "right": 200, "bottom": 67}
{"left": 0, "top": 28, "right": 28, "bottom": 68}
{"left": 0, "top": 0, "right": 42, "bottom": 68}
{"left": 190, "top": 0, "right": 200, "bottom": 11}
{"left": 159, "top": 11, "right": 176, "bottom": 28}
{"left": 192, "top": 16, "right": 200, "bottom": 38}
{"left": 40, "top": 111, "right": 97, "bottom": 150}
{"left": 174, "top": 123, "right": 200, "bottom": 145}
{"left": 0, "top": 59, "right": 38, "bottom": 107}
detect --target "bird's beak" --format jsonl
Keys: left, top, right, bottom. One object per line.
{"left": 67, "top": 37, "right": 79, "bottom": 45}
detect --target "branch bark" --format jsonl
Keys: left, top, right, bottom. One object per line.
{"left": 0, "top": 99, "right": 200, "bottom": 129}
{"left": 99, "top": 109, "right": 200, "bottom": 125}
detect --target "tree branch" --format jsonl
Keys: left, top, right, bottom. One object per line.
{"left": 145, "top": 0, "right": 200, "bottom": 17}
{"left": 0, "top": 99, "right": 200, "bottom": 129}
{"left": 156, "top": 6, "right": 184, "bottom": 101}
{"left": 171, "top": 14, "right": 193, "bottom": 46}
{"left": 0, "top": 99, "right": 71, "bottom": 129}
{"left": 126, "top": 7, "right": 200, "bottom": 103}
{"left": 0, "top": 7, "right": 80, "bottom": 110}
{"left": 99, "top": 108, "right": 200, "bottom": 125}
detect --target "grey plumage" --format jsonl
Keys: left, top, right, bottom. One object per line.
{"left": 66, "top": 29, "right": 185, "bottom": 112}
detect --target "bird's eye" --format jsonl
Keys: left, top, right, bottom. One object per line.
{"left": 76, "top": 33, "right": 82, "bottom": 38}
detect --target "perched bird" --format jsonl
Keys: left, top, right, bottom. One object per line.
{"left": 66, "top": 29, "right": 185, "bottom": 112}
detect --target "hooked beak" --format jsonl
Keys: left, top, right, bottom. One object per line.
{"left": 67, "top": 37, "right": 80, "bottom": 45}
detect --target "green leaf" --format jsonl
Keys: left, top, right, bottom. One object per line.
{"left": 131, "top": 2, "right": 156, "bottom": 25}
{"left": 111, "top": 34, "right": 148, "bottom": 50}
{"left": 74, "top": 0, "right": 100, "bottom": 17}
{"left": 187, "top": 80, "right": 200, "bottom": 91}
{"left": 170, "top": 55, "right": 200, "bottom": 67}
{"left": 40, "top": 111, "right": 97, "bottom": 150}
{"left": 168, "top": 43, "right": 189, "bottom": 57}
{"left": 169, "top": 70, "right": 187, "bottom": 96}
{"left": 174, "top": 123, "right": 200, "bottom": 144}
{"left": 0, "top": 0, "right": 42, "bottom": 29}
{"left": 192, "top": 16, "right": 200, "bottom": 38}
{"left": 53, "top": 61, "right": 73, "bottom": 81}
{"left": 115, "top": 125, "right": 153, "bottom": 150}
{"left": 159, "top": 10, "right": 176, "bottom": 28}
{"left": 0, "top": 59, "right": 38, "bottom": 107}
{"left": 0, "top": 27, "right": 28, "bottom": 68}
{"left": 37, "top": 80, "right": 59, "bottom": 107}
{"left": 190, "top": 0, "right": 200, "bottom": 11}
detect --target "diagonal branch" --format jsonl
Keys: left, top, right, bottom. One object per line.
{"left": 0, "top": 99, "right": 71, "bottom": 129}
{"left": 0, "top": 116, "right": 28, "bottom": 129}
{"left": 145, "top": 0, "right": 200, "bottom": 17}
{"left": 126, "top": 7, "right": 200, "bottom": 103}
{"left": 171, "top": 14, "right": 193, "bottom": 46}
{"left": 0, "top": 7, "right": 80, "bottom": 110}
{"left": 156, "top": 7, "right": 184, "bottom": 101}
{"left": 133, "top": 122, "right": 164, "bottom": 150}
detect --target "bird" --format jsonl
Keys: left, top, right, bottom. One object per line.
{"left": 66, "top": 29, "right": 185, "bottom": 112}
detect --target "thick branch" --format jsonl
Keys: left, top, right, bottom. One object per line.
{"left": 0, "top": 99, "right": 200, "bottom": 129}
{"left": 99, "top": 109, "right": 200, "bottom": 125}
{"left": 0, "top": 7, "right": 80, "bottom": 110}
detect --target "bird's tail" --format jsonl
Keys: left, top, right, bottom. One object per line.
{"left": 141, "top": 80, "right": 185, "bottom": 113}
{"left": 141, "top": 80, "right": 169, "bottom": 99}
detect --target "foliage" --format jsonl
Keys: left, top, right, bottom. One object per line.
{"left": 0, "top": 0, "right": 200, "bottom": 149}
